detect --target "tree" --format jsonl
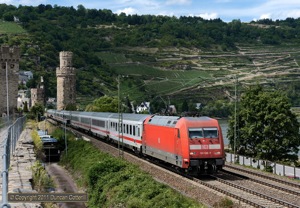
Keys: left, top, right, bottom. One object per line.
{"left": 65, "top": 103, "right": 77, "bottom": 111}
{"left": 85, "top": 96, "right": 118, "bottom": 112}
{"left": 30, "top": 103, "right": 45, "bottom": 121}
{"left": 181, "top": 99, "right": 189, "bottom": 112}
{"left": 227, "top": 85, "right": 300, "bottom": 164}
{"left": 23, "top": 101, "right": 29, "bottom": 112}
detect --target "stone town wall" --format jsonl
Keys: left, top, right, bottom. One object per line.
{"left": 0, "top": 46, "right": 20, "bottom": 116}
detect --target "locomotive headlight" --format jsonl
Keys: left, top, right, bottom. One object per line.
{"left": 215, "top": 151, "right": 221, "bottom": 155}
{"left": 190, "top": 152, "right": 196, "bottom": 155}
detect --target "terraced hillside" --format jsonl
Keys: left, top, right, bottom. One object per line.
{"left": 98, "top": 43, "right": 300, "bottom": 105}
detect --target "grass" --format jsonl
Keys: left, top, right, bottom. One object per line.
{"left": 0, "top": 21, "right": 27, "bottom": 34}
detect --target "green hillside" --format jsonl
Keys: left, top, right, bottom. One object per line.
{"left": 0, "top": 21, "right": 26, "bottom": 34}
{"left": 1, "top": 4, "right": 300, "bottom": 112}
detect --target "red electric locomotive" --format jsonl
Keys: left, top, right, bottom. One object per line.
{"left": 142, "top": 115, "right": 225, "bottom": 175}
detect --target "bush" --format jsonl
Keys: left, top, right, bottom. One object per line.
{"left": 213, "top": 197, "right": 234, "bottom": 208}
{"left": 31, "top": 130, "right": 43, "bottom": 157}
{"left": 31, "top": 161, "right": 54, "bottom": 192}
{"left": 264, "top": 165, "right": 273, "bottom": 173}
{"left": 60, "top": 140, "right": 203, "bottom": 208}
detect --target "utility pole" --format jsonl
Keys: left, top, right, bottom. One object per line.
{"left": 118, "top": 75, "right": 124, "bottom": 158}
{"left": 6, "top": 62, "right": 9, "bottom": 123}
{"left": 64, "top": 112, "right": 67, "bottom": 158}
{"left": 234, "top": 75, "right": 238, "bottom": 162}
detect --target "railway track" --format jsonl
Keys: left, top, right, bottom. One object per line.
{"left": 50, "top": 119, "right": 300, "bottom": 208}
{"left": 208, "top": 171, "right": 300, "bottom": 207}
{"left": 225, "top": 163, "right": 300, "bottom": 189}
{"left": 193, "top": 175, "right": 296, "bottom": 208}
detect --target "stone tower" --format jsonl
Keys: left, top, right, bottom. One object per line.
{"left": 31, "top": 76, "right": 45, "bottom": 107}
{"left": 0, "top": 46, "right": 20, "bottom": 117}
{"left": 56, "top": 51, "right": 76, "bottom": 110}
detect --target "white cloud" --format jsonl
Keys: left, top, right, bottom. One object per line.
{"left": 116, "top": 7, "right": 137, "bottom": 15}
{"left": 197, "top": 12, "right": 219, "bottom": 20}
{"left": 259, "top": 13, "right": 271, "bottom": 19}
{"left": 254, "top": 0, "right": 300, "bottom": 20}
{"left": 165, "top": 0, "right": 191, "bottom": 5}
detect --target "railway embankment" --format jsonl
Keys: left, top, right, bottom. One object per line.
{"left": 58, "top": 138, "right": 207, "bottom": 208}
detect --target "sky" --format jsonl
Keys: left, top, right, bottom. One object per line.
{"left": 1, "top": 0, "right": 300, "bottom": 22}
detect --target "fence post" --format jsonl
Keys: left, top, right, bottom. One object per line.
{"left": 1, "top": 116, "right": 26, "bottom": 208}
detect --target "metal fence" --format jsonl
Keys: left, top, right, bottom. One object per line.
{"left": 226, "top": 153, "right": 300, "bottom": 179}
{"left": 0, "top": 116, "right": 13, "bottom": 131}
{"left": 1, "top": 116, "right": 26, "bottom": 208}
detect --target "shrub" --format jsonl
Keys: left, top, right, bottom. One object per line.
{"left": 60, "top": 140, "right": 203, "bottom": 208}
{"left": 213, "top": 197, "right": 234, "bottom": 208}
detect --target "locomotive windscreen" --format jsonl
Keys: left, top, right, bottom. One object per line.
{"left": 203, "top": 127, "right": 218, "bottom": 138}
{"left": 189, "top": 127, "right": 218, "bottom": 139}
{"left": 189, "top": 128, "right": 203, "bottom": 139}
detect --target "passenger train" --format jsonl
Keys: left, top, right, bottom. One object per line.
{"left": 47, "top": 109, "right": 225, "bottom": 175}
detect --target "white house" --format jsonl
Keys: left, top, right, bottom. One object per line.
{"left": 136, "top": 102, "right": 150, "bottom": 113}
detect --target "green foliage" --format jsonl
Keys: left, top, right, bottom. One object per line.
{"left": 85, "top": 96, "right": 118, "bottom": 112}
{"left": 2, "top": 4, "right": 300, "bottom": 110}
{"left": 227, "top": 85, "right": 300, "bottom": 164}
{"left": 213, "top": 197, "right": 234, "bottom": 208}
{"left": 0, "top": 21, "right": 26, "bottom": 34}
{"left": 31, "top": 161, "right": 54, "bottom": 192}
{"left": 181, "top": 99, "right": 189, "bottom": 112}
{"left": 51, "top": 128, "right": 74, "bottom": 151}
{"left": 264, "top": 165, "right": 273, "bottom": 173}
{"left": 23, "top": 101, "right": 29, "bottom": 112}
{"left": 65, "top": 103, "right": 77, "bottom": 111}
{"left": 29, "top": 103, "right": 45, "bottom": 121}
{"left": 31, "top": 129, "right": 43, "bottom": 156}
{"left": 59, "top": 140, "right": 203, "bottom": 208}
{"left": 201, "top": 100, "right": 233, "bottom": 118}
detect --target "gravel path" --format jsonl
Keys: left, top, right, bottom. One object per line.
{"left": 46, "top": 163, "right": 86, "bottom": 208}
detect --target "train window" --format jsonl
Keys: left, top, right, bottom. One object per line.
{"left": 72, "top": 116, "right": 79, "bottom": 121}
{"left": 203, "top": 128, "right": 218, "bottom": 139}
{"left": 130, "top": 125, "right": 132, "bottom": 135}
{"left": 167, "top": 121, "right": 171, "bottom": 124}
{"left": 189, "top": 128, "right": 204, "bottom": 139}
{"left": 81, "top": 118, "right": 90, "bottom": 124}
{"left": 133, "top": 126, "right": 136, "bottom": 136}
{"left": 138, "top": 127, "right": 140, "bottom": 137}
{"left": 123, "top": 124, "right": 125, "bottom": 133}
{"left": 92, "top": 119, "right": 105, "bottom": 127}
{"left": 173, "top": 121, "right": 177, "bottom": 124}
{"left": 177, "top": 129, "right": 180, "bottom": 138}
